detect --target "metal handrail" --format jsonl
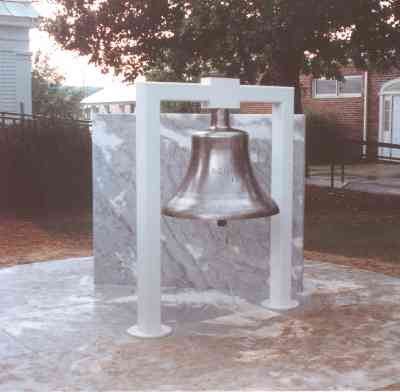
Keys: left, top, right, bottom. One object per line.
{"left": 306, "top": 137, "right": 400, "bottom": 188}
{"left": 0, "top": 112, "right": 91, "bottom": 127}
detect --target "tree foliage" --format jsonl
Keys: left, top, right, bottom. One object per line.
{"left": 32, "top": 51, "right": 85, "bottom": 119}
{"left": 46, "top": 0, "right": 400, "bottom": 112}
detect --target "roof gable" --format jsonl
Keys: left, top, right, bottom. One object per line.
{"left": 0, "top": 1, "right": 39, "bottom": 27}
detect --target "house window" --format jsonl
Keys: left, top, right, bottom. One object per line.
{"left": 313, "top": 75, "right": 363, "bottom": 98}
{"left": 383, "top": 96, "right": 392, "bottom": 133}
{"left": 338, "top": 76, "right": 363, "bottom": 96}
{"left": 314, "top": 79, "right": 337, "bottom": 97}
{"left": 386, "top": 80, "right": 400, "bottom": 93}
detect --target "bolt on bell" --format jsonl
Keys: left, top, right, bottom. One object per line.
{"left": 162, "top": 109, "right": 279, "bottom": 225}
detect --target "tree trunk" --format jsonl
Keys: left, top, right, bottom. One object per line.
{"left": 259, "top": 59, "right": 303, "bottom": 114}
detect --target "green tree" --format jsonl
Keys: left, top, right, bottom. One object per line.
{"left": 32, "top": 51, "right": 85, "bottom": 119}
{"left": 45, "top": 0, "right": 400, "bottom": 112}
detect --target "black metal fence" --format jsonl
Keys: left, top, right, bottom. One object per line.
{"left": 0, "top": 111, "right": 90, "bottom": 129}
{"left": 306, "top": 137, "right": 400, "bottom": 188}
{"left": 0, "top": 112, "right": 92, "bottom": 214}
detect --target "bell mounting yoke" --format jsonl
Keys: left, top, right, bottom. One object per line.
{"left": 128, "top": 77, "right": 299, "bottom": 339}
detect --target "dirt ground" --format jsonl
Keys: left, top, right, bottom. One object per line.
{"left": 1, "top": 186, "right": 400, "bottom": 278}
{"left": 305, "top": 185, "right": 400, "bottom": 277}
{"left": 0, "top": 211, "right": 92, "bottom": 268}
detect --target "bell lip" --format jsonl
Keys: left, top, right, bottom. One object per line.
{"left": 161, "top": 205, "right": 280, "bottom": 221}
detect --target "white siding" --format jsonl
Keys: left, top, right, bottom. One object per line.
{"left": 16, "top": 51, "right": 31, "bottom": 113}
{"left": 0, "top": 1, "right": 37, "bottom": 114}
{"left": 0, "top": 49, "right": 17, "bottom": 112}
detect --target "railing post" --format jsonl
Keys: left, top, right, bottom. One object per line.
{"left": 330, "top": 160, "right": 335, "bottom": 189}
{"left": 341, "top": 162, "right": 345, "bottom": 184}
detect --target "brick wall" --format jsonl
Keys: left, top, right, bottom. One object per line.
{"left": 300, "top": 67, "right": 364, "bottom": 142}
{"left": 240, "top": 67, "right": 365, "bottom": 142}
{"left": 240, "top": 102, "right": 272, "bottom": 114}
{"left": 241, "top": 67, "right": 400, "bottom": 160}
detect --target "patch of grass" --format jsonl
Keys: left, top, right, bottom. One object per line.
{"left": 305, "top": 186, "right": 400, "bottom": 264}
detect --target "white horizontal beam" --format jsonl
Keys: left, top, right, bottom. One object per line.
{"left": 136, "top": 81, "right": 211, "bottom": 103}
{"left": 239, "top": 85, "right": 294, "bottom": 103}
{"left": 136, "top": 80, "right": 294, "bottom": 105}
{"left": 87, "top": 79, "right": 294, "bottom": 108}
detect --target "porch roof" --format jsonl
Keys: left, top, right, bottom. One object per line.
{"left": 81, "top": 84, "right": 136, "bottom": 106}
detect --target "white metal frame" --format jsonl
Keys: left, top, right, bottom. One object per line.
{"left": 126, "top": 77, "right": 298, "bottom": 339}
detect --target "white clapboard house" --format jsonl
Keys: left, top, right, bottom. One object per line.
{"left": 0, "top": 0, "right": 39, "bottom": 115}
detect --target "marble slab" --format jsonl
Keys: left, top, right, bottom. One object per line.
{"left": 92, "top": 114, "right": 305, "bottom": 303}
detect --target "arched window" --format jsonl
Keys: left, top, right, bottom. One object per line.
{"left": 379, "top": 78, "right": 400, "bottom": 159}
{"left": 380, "top": 78, "right": 400, "bottom": 95}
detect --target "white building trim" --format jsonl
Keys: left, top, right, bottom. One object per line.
{"left": 378, "top": 78, "right": 400, "bottom": 159}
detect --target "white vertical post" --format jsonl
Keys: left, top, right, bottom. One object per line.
{"left": 127, "top": 83, "right": 171, "bottom": 338}
{"left": 262, "top": 91, "right": 299, "bottom": 310}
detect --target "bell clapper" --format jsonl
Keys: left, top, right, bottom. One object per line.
{"left": 217, "top": 219, "right": 228, "bottom": 227}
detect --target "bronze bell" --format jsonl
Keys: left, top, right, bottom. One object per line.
{"left": 162, "top": 109, "right": 279, "bottom": 226}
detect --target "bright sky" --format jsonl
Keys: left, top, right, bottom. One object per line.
{"left": 30, "top": 0, "right": 121, "bottom": 87}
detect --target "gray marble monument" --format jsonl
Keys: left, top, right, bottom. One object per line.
{"left": 92, "top": 114, "right": 305, "bottom": 303}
